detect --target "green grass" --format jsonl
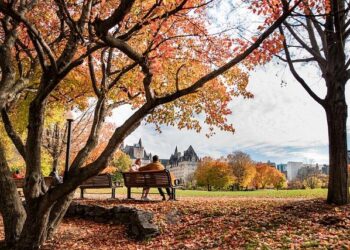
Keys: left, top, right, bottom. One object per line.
{"left": 85, "top": 187, "right": 328, "bottom": 199}
{"left": 175, "top": 188, "right": 327, "bottom": 198}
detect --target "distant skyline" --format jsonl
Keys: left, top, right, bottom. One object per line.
{"left": 110, "top": 63, "right": 350, "bottom": 165}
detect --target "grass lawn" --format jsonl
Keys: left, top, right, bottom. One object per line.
{"left": 85, "top": 187, "right": 328, "bottom": 199}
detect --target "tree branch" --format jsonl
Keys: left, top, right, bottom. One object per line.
{"left": 154, "top": 2, "right": 302, "bottom": 106}
{"left": 1, "top": 109, "right": 26, "bottom": 158}
{"left": 279, "top": 26, "right": 325, "bottom": 106}
{"left": 283, "top": 21, "right": 326, "bottom": 67}
{"left": 94, "top": 0, "right": 136, "bottom": 36}
{"left": 46, "top": 0, "right": 303, "bottom": 202}
{"left": 274, "top": 54, "right": 315, "bottom": 63}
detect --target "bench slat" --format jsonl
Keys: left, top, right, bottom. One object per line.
{"left": 122, "top": 170, "right": 173, "bottom": 188}
{"left": 122, "top": 170, "right": 178, "bottom": 200}
{"left": 80, "top": 174, "right": 113, "bottom": 188}
{"left": 14, "top": 177, "right": 53, "bottom": 189}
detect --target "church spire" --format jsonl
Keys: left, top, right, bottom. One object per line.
{"left": 138, "top": 138, "right": 143, "bottom": 147}
{"left": 175, "top": 146, "right": 178, "bottom": 154}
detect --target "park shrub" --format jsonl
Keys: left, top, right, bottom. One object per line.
{"left": 288, "top": 180, "right": 305, "bottom": 189}
{"left": 303, "top": 176, "right": 323, "bottom": 189}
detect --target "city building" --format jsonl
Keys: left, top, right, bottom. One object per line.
{"left": 276, "top": 163, "right": 287, "bottom": 172}
{"left": 121, "top": 138, "right": 152, "bottom": 165}
{"left": 267, "top": 160, "right": 276, "bottom": 168}
{"left": 286, "top": 161, "right": 303, "bottom": 181}
{"left": 276, "top": 163, "right": 287, "bottom": 177}
{"left": 166, "top": 146, "right": 200, "bottom": 184}
{"left": 321, "top": 164, "right": 329, "bottom": 175}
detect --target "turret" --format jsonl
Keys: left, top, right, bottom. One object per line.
{"left": 138, "top": 138, "right": 143, "bottom": 148}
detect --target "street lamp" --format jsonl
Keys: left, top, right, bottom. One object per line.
{"left": 64, "top": 110, "right": 75, "bottom": 181}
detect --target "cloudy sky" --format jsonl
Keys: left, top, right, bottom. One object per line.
{"left": 109, "top": 61, "right": 350, "bottom": 165}
{"left": 108, "top": 2, "right": 350, "bottom": 165}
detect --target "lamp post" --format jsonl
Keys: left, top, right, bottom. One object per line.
{"left": 64, "top": 111, "right": 75, "bottom": 181}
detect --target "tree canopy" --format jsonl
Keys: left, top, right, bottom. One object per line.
{"left": 0, "top": 0, "right": 300, "bottom": 248}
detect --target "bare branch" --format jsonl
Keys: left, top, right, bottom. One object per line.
{"left": 274, "top": 54, "right": 315, "bottom": 63}
{"left": 69, "top": 96, "right": 107, "bottom": 171}
{"left": 283, "top": 21, "right": 326, "bottom": 67}
{"left": 279, "top": 26, "right": 325, "bottom": 106}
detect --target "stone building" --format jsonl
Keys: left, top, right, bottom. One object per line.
{"left": 121, "top": 138, "right": 152, "bottom": 165}
{"left": 166, "top": 146, "right": 199, "bottom": 184}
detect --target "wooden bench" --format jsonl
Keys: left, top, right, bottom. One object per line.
{"left": 122, "top": 170, "right": 178, "bottom": 200}
{"left": 13, "top": 177, "right": 53, "bottom": 189}
{"left": 79, "top": 174, "right": 120, "bottom": 199}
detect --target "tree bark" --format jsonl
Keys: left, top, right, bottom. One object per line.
{"left": 0, "top": 141, "right": 26, "bottom": 248}
{"left": 46, "top": 191, "right": 75, "bottom": 240}
{"left": 16, "top": 201, "right": 51, "bottom": 250}
{"left": 325, "top": 97, "right": 349, "bottom": 205}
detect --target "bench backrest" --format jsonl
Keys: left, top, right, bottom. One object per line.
{"left": 80, "top": 174, "right": 113, "bottom": 188}
{"left": 122, "top": 170, "right": 173, "bottom": 188}
{"left": 13, "top": 177, "right": 53, "bottom": 189}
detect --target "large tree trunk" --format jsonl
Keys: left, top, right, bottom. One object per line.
{"left": 16, "top": 201, "right": 52, "bottom": 250}
{"left": 325, "top": 97, "right": 349, "bottom": 205}
{"left": 46, "top": 191, "right": 75, "bottom": 240}
{"left": 324, "top": 0, "right": 349, "bottom": 205}
{"left": 0, "top": 141, "right": 26, "bottom": 248}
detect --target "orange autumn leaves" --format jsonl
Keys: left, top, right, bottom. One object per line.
{"left": 195, "top": 158, "right": 286, "bottom": 190}
{"left": 239, "top": 0, "right": 332, "bottom": 68}
{"left": 195, "top": 160, "right": 234, "bottom": 190}
{"left": 4, "top": 0, "right": 289, "bottom": 138}
{"left": 38, "top": 199, "right": 350, "bottom": 249}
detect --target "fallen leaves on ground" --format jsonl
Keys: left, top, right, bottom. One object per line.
{"left": 1, "top": 198, "right": 349, "bottom": 249}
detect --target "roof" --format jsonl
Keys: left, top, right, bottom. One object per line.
{"left": 121, "top": 139, "right": 151, "bottom": 160}
{"left": 169, "top": 145, "right": 199, "bottom": 165}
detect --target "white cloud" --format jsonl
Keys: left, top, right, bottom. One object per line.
{"left": 108, "top": 63, "right": 350, "bottom": 165}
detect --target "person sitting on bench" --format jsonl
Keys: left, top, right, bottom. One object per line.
{"left": 130, "top": 158, "right": 142, "bottom": 172}
{"left": 12, "top": 170, "right": 23, "bottom": 179}
{"left": 129, "top": 158, "right": 148, "bottom": 199}
{"left": 138, "top": 155, "right": 172, "bottom": 201}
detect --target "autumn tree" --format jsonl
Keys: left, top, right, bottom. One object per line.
{"left": 252, "top": 0, "right": 350, "bottom": 204}
{"left": 270, "top": 168, "right": 287, "bottom": 190}
{"left": 195, "top": 159, "right": 213, "bottom": 191}
{"left": 109, "top": 151, "right": 132, "bottom": 183}
{"left": 0, "top": 0, "right": 299, "bottom": 248}
{"left": 250, "top": 163, "right": 286, "bottom": 189}
{"left": 251, "top": 163, "right": 272, "bottom": 189}
{"left": 195, "top": 159, "right": 233, "bottom": 191}
{"left": 227, "top": 151, "right": 256, "bottom": 190}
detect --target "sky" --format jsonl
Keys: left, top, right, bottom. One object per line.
{"left": 108, "top": 2, "right": 350, "bottom": 165}
{"left": 109, "top": 62, "right": 350, "bottom": 165}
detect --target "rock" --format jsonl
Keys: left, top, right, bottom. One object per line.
{"left": 66, "top": 203, "right": 159, "bottom": 240}
{"left": 92, "top": 205, "right": 109, "bottom": 217}
{"left": 128, "top": 210, "right": 159, "bottom": 240}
